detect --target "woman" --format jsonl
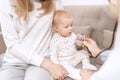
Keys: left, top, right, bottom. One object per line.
{"left": 0, "top": 0, "right": 68, "bottom": 80}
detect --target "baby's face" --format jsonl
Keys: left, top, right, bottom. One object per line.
{"left": 55, "top": 17, "right": 73, "bottom": 37}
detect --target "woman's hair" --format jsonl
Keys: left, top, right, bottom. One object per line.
{"left": 39, "top": 0, "right": 54, "bottom": 15}
{"left": 12, "top": 0, "right": 54, "bottom": 20}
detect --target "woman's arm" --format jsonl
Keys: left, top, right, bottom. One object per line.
{"left": 0, "top": 4, "right": 44, "bottom": 66}
{"left": 41, "top": 58, "right": 68, "bottom": 80}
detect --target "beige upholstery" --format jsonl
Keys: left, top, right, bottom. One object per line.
{"left": 103, "top": 30, "right": 113, "bottom": 49}
{"left": 64, "top": 5, "right": 117, "bottom": 49}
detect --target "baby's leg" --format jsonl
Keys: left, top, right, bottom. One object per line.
{"left": 69, "top": 51, "right": 87, "bottom": 67}
{"left": 78, "top": 50, "right": 97, "bottom": 70}
{"left": 62, "top": 64, "right": 81, "bottom": 80}
{"left": 82, "top": 58, "right": 97, "bottom": 70}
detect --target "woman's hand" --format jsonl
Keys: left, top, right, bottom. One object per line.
{"left": 49, "top": 63, "right": 68, "bottom": 80}
{"left": 83, "top": 38, "right": 102, "bottom": 57}
{"left": 41, "top": 59, "right": 69, "bottom": 80}
{"left": 80, "top": 69, "right": 94, "bottom": 80}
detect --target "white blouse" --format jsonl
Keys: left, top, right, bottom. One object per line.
{"left": 0, "top": 0, "right": 63, "bottom": 66}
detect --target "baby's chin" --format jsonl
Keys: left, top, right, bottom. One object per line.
{"left": 67, "top": 32, "right": 72, "bottom": 37}
{"left": 61, "top": 32, "right": 72, "bottom": 37}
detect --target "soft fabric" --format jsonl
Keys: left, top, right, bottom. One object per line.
{"left": 103, "top": 30, "right": 113, "bottom": 49}
{"left": 72, "top": 26, "right": 92, "bottom": 37}
{"left": 0, "top": 64, "right": 53, "bottom": 80}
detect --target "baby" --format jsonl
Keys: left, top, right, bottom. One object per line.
{"left": 49, "top": 10, "right": 97, "bottom": 80}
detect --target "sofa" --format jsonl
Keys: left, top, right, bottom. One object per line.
{"left": 0, "top": 4, "right": 117, "bottom": 80}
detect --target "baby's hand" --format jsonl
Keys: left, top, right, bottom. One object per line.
{"left": 76, "top": 33, "right": 85, "bottom": 48}
{"left": 77, "top": 33, "right": 85, "bottom": 41}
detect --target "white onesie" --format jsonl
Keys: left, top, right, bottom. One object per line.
{"left": 50, "top": 32, "right": 97, "bottom": 80}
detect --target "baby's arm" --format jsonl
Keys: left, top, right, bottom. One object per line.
{"left": 50, "top": 55, "right": 59, "bottom": 64}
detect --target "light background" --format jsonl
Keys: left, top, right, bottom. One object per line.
{"left": 61, "top": 0, "right": 109, "bottom": 6}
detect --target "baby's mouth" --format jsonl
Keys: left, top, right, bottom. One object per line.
{"left": 68, "top": 32, "right": 72, "bottom": 36}
{"left": 69, "top": 32, "right": 71, "bottom": 34}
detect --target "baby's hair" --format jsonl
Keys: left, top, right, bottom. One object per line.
{"left": 52, "top": 10, "right": 73, "bottom": 26}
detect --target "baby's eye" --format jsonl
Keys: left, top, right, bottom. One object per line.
{"left": 65, "top": 25, "right": 72, "bottom": 28}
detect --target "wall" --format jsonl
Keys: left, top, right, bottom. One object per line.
{"left": 62, "top": 0, "right": 109, "bottom": 6}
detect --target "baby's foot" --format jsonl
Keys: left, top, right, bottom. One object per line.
{"left": 82, "top": 64, "right": 97, "bottom": 70}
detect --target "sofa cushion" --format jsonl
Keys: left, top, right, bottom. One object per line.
{"left": 103, "top": 30, "right": 113, "bottom": 49}
{"left": 72, "top": 26, "right": 92, "bottom": 37}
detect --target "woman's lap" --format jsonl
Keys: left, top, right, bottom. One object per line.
{"left": 0, "top": 66, "right": 25, "bottom": 80}
{"left": 0, "top": 64, "right": 53, "bottom": 80}
{"left": 25, "top": 66, "right": 53, "bottom": 80}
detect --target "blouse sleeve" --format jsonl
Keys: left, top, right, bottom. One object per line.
{"left": 0, "top": 2, "right": 43, "bottom": 66}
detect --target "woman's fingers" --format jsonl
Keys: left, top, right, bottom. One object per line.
{"left": 52, "top": 64, "right": 68, "bottom": 80}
